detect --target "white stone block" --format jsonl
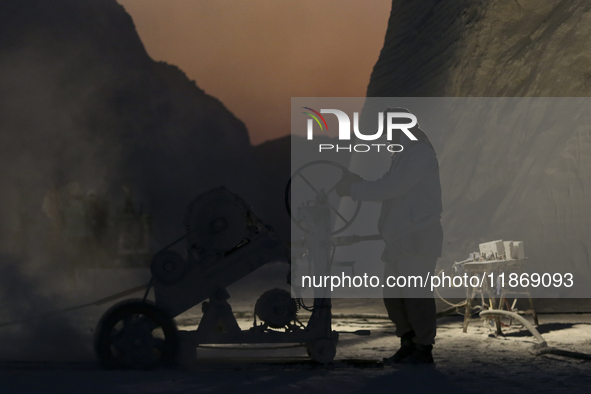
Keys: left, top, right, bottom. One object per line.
{"left": 512, "top": 241, "right": 525, "bottom": 259}
{"left": 502, "top": 241, "right": 525, "bottom": 260}
{"left": 479, "top": 240, "right": 505, "bottom": 260}
{"left": 503, "top": 241, "right": 515, "bottom": 259}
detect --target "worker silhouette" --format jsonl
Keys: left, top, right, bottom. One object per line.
{"left": 336, "top": 107, "right": 443, "bottom": 365}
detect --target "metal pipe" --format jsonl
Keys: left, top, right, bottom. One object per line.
{"left": 480, "top": 309, "right": 591, "bottom": 360}
{"left": 479, "top": 310, "right": 546, "bottom": 345}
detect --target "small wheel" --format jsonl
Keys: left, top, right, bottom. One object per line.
{"left": 307, "top": 339, "right": 337, "bottom": 364}
{"left": 94, "top": 299, "right": 178, "bottom": 369}
{"left": 286, "top": 160, "right": 362, "bottom": 235}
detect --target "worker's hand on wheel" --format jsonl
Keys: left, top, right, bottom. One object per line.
{"left": 335, "top": 172, "right": 364, "bottom": 197}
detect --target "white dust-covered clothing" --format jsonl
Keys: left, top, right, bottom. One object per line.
{"left": 350, "top": 142, "right": 442, "bottom": 244}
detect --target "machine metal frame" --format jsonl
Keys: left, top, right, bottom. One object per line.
{"left": 94, "top": 161, "right": 372, "bottom": 368}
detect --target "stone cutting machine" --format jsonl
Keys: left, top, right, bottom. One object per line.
{"left": 94, "top": 161, "right": 371, "bottom": 369}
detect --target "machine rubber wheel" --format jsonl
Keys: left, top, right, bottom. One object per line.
{"left": 94, "top": 299, "right": 178, "bottom": 369}
{"left": 306, "top": 339, "right": 337, "bottom": 364}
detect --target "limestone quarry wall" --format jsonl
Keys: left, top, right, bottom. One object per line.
{"left": 367, "top": 0, "right": 591, "bottom": 285}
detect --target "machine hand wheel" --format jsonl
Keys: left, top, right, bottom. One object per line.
{"left": 94, "top": 299, "right": 178, "bottom": 369}
{"left": 285, "top": 160, "right": 362, "bottom": 235}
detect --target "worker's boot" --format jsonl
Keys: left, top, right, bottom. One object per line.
{"left": 383, "top": 331, "right": 415, "bottom": 365}
{"left": 402, "top": 344, "right": 435, "bottom": 365}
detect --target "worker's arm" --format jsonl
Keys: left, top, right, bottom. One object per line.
{"left": 350, "top": 144, "right": 438, "bottom": 201}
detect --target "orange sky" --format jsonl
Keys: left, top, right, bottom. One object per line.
{"left": 117, "top": 0, "right": 392, "bottom": 144}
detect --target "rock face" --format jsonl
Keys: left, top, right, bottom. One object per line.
{"left": 0, "top": 0, "right": 293, "bottom": 359}
{"left": 0, "top": 0, "right": 257, "bottom": 253}
{"left": 368, "top": 1, "right": 591, "bottom": 282}
{"left": 368, "top": 0, "right": 478, "bottom": 97}
{"left": 369, "top": 0, "right": 591, "bottom": 97}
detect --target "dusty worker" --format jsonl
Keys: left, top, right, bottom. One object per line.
{"left": 336, "top": 107, "right": 443, "bottom": 365}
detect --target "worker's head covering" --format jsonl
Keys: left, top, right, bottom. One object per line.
{"left": 384, "top": 107, "right": 433, "bottom": 150}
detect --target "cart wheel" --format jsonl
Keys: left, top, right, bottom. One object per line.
{"left": 307, "top": 339, "right": 336, "bottom": 364}
{"left": 94, "top": 299, "right": 178, "bottom": 369}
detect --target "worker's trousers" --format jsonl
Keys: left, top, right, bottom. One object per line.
{"left": 383, "top": 295, "right": 436, "bottom": 345}
{"left": 382, "top": 222, "right": 442, "bottom": 345}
